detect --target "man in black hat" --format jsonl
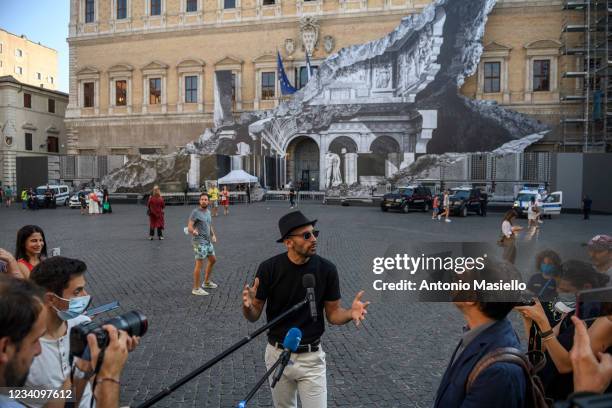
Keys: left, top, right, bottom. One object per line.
{"left": 242, "top": 210, "right": 369, "bottom": 408}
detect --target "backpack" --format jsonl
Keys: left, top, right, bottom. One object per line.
{"left": 466, "top": 347, "right": 551, "bottom": 408}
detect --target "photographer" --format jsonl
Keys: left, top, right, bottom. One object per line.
{"left": 27, "top": 257, "right": 139, "bottom": 408}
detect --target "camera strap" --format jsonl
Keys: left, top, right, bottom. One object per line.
{"left": 88, "top": 348, "right": 106, "bottom": 408}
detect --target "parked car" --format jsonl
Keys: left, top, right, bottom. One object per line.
{"left": 69, "top": 189, "right": 103, "bottom": 209}
{"left": 34, "top": 185, "right": 71, "bottom": 207}
{"left": 448, "top": 187, "right": 486, "bottom": 217}
{"left": 381, "top": 186, "right": 432, "bottom": 213}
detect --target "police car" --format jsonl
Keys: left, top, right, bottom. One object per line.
{"left": 34, "top": 185, "right": 71, "bottom": 207}
{"left": 513, "top": 185, "right": 562, "bottom": 217}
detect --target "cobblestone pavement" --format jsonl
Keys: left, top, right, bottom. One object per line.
{"left": 1, "top": 202, "right": 610, "bottom": 408}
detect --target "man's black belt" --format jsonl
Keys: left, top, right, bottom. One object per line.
{"left": 269, "top": 339, "right": 320, "bottom": 353}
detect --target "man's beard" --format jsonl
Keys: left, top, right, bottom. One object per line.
{"left": 200, "top": 204, "right": 208, "bottom": 209}
{"left": 297, "top": 244, "right": 316, "bottom": 258}
{"left": 5, "top": 357, "right": 29, "bottom": 387}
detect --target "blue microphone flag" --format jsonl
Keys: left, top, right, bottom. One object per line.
{"left": 282, "top": 327, "right": 302, "bottom": 352}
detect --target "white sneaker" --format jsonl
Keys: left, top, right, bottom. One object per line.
{"left": 437, "top": 215, "right": 441, "bottom": 220}
{"left": 445, "top": 219, "right": 452, "bottom": 223}
{"left": 538, "top": 220, "right": 543, "bottom": 224}
{"left": 192, "top": 288, "right": 209, "bottom": 296}
{"left": 202, "top": 281, "right": 218, "bottom": 289}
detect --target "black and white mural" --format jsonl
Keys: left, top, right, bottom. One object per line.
{"left": 104, "top": 0, "right": 549, "bottom": 193}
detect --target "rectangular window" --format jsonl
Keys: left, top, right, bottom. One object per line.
{"left": 224, "top": 0, "right": 235, "bottom": 9}
{"left": 261, "top": 72, "right": 275, "bottom": 100}
{"left": 24, "top": 93, "right": 31, "bottom": 108}
{"left": 85, "top": 0, "right": 95, "bottom": 22}
{"left": 483, "top": 62, "right": 500, "bottom": 93}
{"left": 263, "top": 0, "right": 275, "bottom": 4}
{"left": 150, "top": 0, "right": 161, "bottom": 15}
{"left": 15, "top": 49, "right": 22, "bottom": 57}
{"left": 533, "top": 60, "right": 550, "bottom": 92}
{"left": 48, "top": 99, "right": 55, "bottom": 113}
{"left": 37, "top": 72, "right": 42, "bottom": 80}
{"left": 49, "top": 76, "right": 54, "bottom": 84}
{"left": 115, "top": 80, "right": 127, "bottom": 106}
{"left": 149, "top": 78, "right": 161, "bottom": 104}
{"left": 186, "top": 0, "right": 198, "bottom": 11}
{"left": 231, "top": 73, "right": 236, "bottom": 107}
{"left": 117, "top": 0, "right": 127, "bottom": 19}
{"left": 15, "top": 66, "right": 23, "bottom": 75}
{"left": 48, "top": 136, "right": 59, "bottom": 153}
{"left": 25, "top": 133, "right": 32, "bottom": 151}
{"left": 83, "top": 82, "right": 94, "bottom": 107}
{"left": 185, "top": 75, "right": 198, "bottom": 103}
{"left": 295, "top": 66, "right": 317, "bottom": 89}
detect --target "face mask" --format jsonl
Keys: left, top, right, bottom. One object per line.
{"left": 555, "top": 292, "right": 576, "bottom": 311}
{"left": 53, "top": 294, "right": 91, "bottom": 321}
{"left": 540, "top": 263, "right": 556, "bottom": 276}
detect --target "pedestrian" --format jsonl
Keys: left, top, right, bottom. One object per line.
{"left": 439, "top": 190, "right": 451, "bottom": 222}
{"left": 0, "top": 185, "right": 3, "bottom": 206}
{"left": 4, "top": 185, "right": 12, "bottom": 207}
{"left": 187, "top": 192, "right": 217, "bottom": 296}
{"left": 586, "top": 234, "right": 612, "bottom": 278}
{"left": 88, "top": 190, "right": 100, "bottom": 215}
{"left": 526, "top": 249, "right": 561, "bottom": 302}
{"left": 21, "top": 188, "right": 28, "bottom": 210}
{"left": 498, "top": 209, "right": 522, "bottom": 264}
{"left": 102, "top": 188, "right": 112, "bottom": 214}
{"left": 246, "top": 184, "right": 251, "bottom": 204}
{"left": 15, "top": 225, "right": 47, "bottom": 279}
{"left": 289, "top": 186, "right": 296, "bottom": 209}
{"left": 480, "top": 191, "right": 488, "bottom": 216}
{"left": 209, "top": 183, "right": 220, "bottom": 217}
{"left": 431, "top": 194, "right": 440, "bottom": 220}
{"left": 527, "top": 197, "right": 538, "bottom": 229}
{"left": 44, "top": 187, "right": 52, "bottom": 209}
{"left": 241, "top": 210, "right": 369, "bottom": 408}
{"left": 147, "top": 185, "right": 165, "bottom": 240}
{"left": 28, "top": 188, "right": 38, "bottom": 210}
{"left": 221, "top": 185, "right": 230, "bottom": 216}
{"left": 582, "top": 194, "right": 592, "bottom": 220}
{"left": 78, "top": 191, "right": 87, "bottom": 215}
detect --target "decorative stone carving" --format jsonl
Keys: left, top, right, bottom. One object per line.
{"left": 325, "top": 151, "right": 342, "bottom": 188}
{"left": 374, "top": 64, "right": 391, "bottom": 89}
{"left": 323, "top": 35, "right": 335, "bottom": 54}
{"left": 300, "top": 16, "right": 319, "bottom": 56}
{"left": 285, "top": 39, "right": 295, "bottom": 56}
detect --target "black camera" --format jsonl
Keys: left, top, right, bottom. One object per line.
{"left": 70, "top": 310, "right": 148, "bottom": 359}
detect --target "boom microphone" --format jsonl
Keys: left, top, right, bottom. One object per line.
{"left": 271, "top": 328, "right": 302, "bottom": 388}
{"left": 302, "top": 274, "right": 317, "bottom": 322}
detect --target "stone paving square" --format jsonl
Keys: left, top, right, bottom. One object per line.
{"left": 0, "top": 202, "right": 610, "bottom": 407}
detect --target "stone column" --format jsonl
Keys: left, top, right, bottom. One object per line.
{"left": 231, "top": 155, "right": 242, "bottom": 171}
{"left": 188, "top": 154, "right": 200, "bottom": 189}
{"left": 344, "top": 152, "right": 358, "bottom": 185}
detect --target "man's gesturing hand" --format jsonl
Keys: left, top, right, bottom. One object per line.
{"left": 570, "top": 316, "right": 612, "bottom": 393}
{"left": 351, "top": 291, "right": 370, "bottom": 327}
{"left": 242, "top": 277, "right": 260, "bottom": 309}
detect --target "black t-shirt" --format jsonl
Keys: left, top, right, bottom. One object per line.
{"left": 255, "top": 253, "right": 341, "bottom": 345}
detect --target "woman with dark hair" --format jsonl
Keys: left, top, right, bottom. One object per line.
{"left": 14, "top": 225, "right": 47, "bottom": 279}
{"left": 499, "top": 209, "right": 521, "bottom": 264}
{"left": 102, "top": 188, "right": 112, "bottom": 214}
{"left": 147, "top": 185, "right": 165, "bottom": 240}
{"left": 517, "top": 260, "right": 611, "bottom": 400}
{"left": 527, "top": 249, "right": 562, "bottom": 301}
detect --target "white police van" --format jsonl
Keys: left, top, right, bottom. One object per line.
{"left": 35, "top": 185, "right": 71, "bottom": 206}
{"left": 513, "top": 185, "right": 562, "bottom": 217}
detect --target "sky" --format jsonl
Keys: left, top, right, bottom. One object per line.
{"left": 0, "top": 0, "right": 70, "bottom": 92}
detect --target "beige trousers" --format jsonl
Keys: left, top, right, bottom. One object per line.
{"left": 264, "top": 343, "right": 327, "bottom": 408}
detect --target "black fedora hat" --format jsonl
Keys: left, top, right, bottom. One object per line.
{"left": 277, "top": 211, "right": 317, "bottom": 243}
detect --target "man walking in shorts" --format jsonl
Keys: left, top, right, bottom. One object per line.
{"left": 187, "top": 193, "right": 218, "bottom": 296}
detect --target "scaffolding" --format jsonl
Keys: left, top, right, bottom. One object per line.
{"left": 561, "top": 0, "right": 612, "bottom": 152}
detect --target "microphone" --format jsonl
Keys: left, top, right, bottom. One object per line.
{"left": 271, "top": 327, "right": 302, "bottom": 388}
{"left": 302, "top": 274, "right": 317, "bottom": 322}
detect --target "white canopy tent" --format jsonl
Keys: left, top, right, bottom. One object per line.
{"left": 218, "top": 170, "right": 258, "bottom": 185}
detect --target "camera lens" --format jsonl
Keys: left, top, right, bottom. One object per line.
{"left": 106, "top": 310, "right": 148, "bottom": 337}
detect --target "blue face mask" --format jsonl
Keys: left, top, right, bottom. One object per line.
{"left": 540, "top": 263, "right": 556, "bottom": 276}
{"left": 53, "top": 294, "right": 91, "bottom": 321}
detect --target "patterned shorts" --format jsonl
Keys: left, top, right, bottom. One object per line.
{"left": 193, "top": 242, "right": 215, "bottom": 259}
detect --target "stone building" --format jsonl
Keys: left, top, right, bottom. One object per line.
{"left": 0, "top": 29, "right": 59, "bottom": 91}
{"left": 0, "top": 76, "right": 68, "bottom": 191}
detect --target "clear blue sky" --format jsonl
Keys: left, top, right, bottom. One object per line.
{"left": 0, "top": 0, "right": 70, "bottom": 92}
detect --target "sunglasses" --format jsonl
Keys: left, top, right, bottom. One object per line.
{"left": 287, "top": 230, "right": 320, "bottom": 240}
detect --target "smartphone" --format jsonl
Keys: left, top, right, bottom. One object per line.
{"left": 85, "top": 301, "right": 120, "bottom": 317}
{"left": 576, "top": 287, "right": 612, "bottom": 320}
{"left": 50, "top": 247, "right": 61, "bottom": 257}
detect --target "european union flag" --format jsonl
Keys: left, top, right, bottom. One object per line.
{"left": 277, "top": 51, "right": 297, "bottom": 95}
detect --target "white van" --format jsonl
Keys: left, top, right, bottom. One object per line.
{"left": 35, "top": 185, "right": 71, "bottom": 207}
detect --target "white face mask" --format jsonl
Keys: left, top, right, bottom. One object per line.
{"left": 52, "top": 294, "right": 91, "bottom": 321}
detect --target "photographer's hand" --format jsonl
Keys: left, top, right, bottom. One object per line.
{"left": 0, "top": 247, "right": 23, "bottom": 279}
{"left": 570, "top": 316, "right": 612, "bottom": 393}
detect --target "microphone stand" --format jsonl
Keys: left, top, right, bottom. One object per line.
{"left": 236, "top": 351, "right": 288, "bottom": 408}
{"left": 135, "top": 299, "right": 307, "bottom": 408}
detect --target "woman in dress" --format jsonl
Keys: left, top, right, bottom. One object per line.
{"left": 147, "top": 185, "right": 165, "bottom": 240}
{"left": 220, "top": 185, "right": 230, "bottom": 216}
{"left": 14, "top": 225, "right": 47, "bottom": 279}
{"left": 89, "top": 190, "right": 101, "bottom": 215}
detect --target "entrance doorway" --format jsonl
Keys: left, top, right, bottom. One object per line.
{"left": 286, "top": 136, "right": 320, "bottom": 191}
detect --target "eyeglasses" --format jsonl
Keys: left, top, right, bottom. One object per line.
{"left": 287, "top": 230, "right": 319, "bottom": 240}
